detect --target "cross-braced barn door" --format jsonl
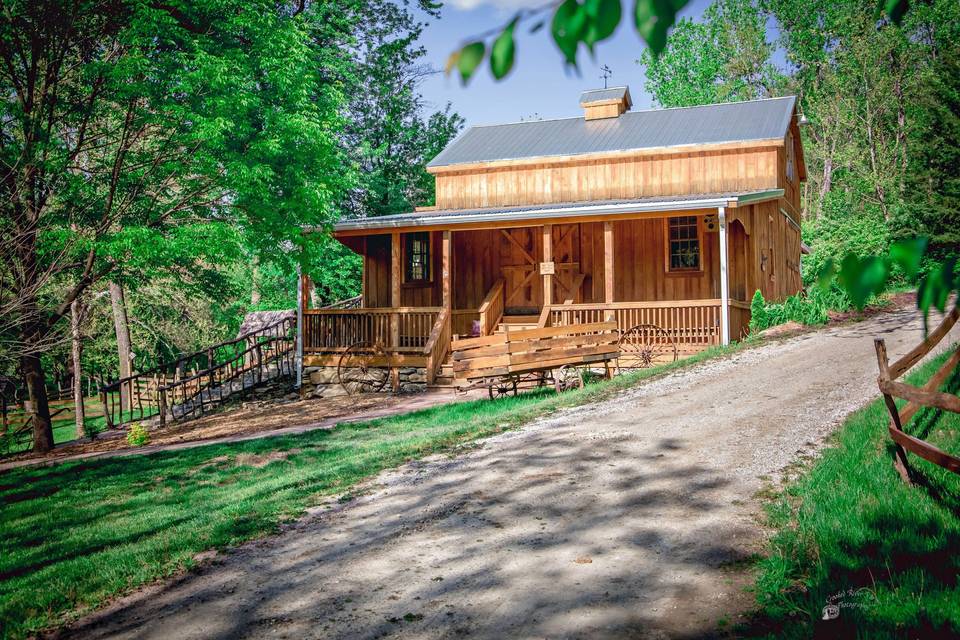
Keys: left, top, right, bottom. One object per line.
{"left": 551, "top": 224, "right": 583, "bottom": 303}
{"left": 500, "top": 228, "right": 542, "bottom": 314}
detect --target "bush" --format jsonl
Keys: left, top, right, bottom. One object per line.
{"left": 749, "top": 286, "right": 855, "bottom": 333}
{"left": 125, "top": 423, "right": 150, "bottom": 447}
{"left": 749, "top": 290, "right": 768, "bottom": 333}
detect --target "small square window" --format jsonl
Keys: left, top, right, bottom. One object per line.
{"left": 404, "top": 232, "right": 430, "bottom": 283}
{"left": 667, "top": 216, "right": 701, "bottom": 271}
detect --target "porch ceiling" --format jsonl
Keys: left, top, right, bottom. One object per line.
{"left": 327, "top": 189, "right": 783, "bottom": 234}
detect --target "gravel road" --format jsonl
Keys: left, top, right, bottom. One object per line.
{"left": 68, "top": 305, "right": 959, "bottom": 640}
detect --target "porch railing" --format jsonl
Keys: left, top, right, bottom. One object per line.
{"left": 424, "top": 308, "right": 453, "bottom": 385}
{"left": 302, "top": 307, "right": 440, "bottom": 351}
{"left": 478, "top": 279, "right": 505, "bottom": 336}
{"left": 547, "top": 299, "right": 723, "bottom": 351}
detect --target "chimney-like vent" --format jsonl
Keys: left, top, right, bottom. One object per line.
{"left": 580, "top": 86, "right": 632, "bottom": 121}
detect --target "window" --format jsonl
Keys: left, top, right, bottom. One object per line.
{"left": 667, "top": 216, "right": 701, "bottom": 272}
{"left": 404, "top": 232, "right": 431, "bottom": 283}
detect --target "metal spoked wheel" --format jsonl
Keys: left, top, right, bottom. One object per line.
{"left": 338, "top": 341, "right": 390, "bottom": 395}
{"left": 617, "top": 324, "right": 678, "bottom": 371}
{"left": 488, "top": 377, "right": 518, "bottom": 399}
{"left": 553, "top": 364, "right": 583, "bottom": 393}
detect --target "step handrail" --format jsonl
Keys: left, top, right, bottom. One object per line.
{"left": 423, "top": 307, "right": 452, "bottom": 386}
{"left": 100, "top": 316, "right": 296, "bottom": 428}
{"left": 478, "top": 279, "right": 505, "bottom": 336}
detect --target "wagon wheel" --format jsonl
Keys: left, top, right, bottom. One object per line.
{"left": 488, "top": 377, "right": 518, "bottom": 399}
{"left": 617, "top": 324, "right": 678, "bottom": 371}
{"left": 553, "top": 365, "right": 583, "bottom": 393}
{"left": 338, "top": 341, "right": 390, "bottom": 394}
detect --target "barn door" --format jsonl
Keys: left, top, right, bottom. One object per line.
{"left": 500, "top": 228, "right": 542, "bottom": 314}
{"left": 728, "top": 220, "right": 748, "bottom": 302}
{"left": 551, "top": 224, "right": 581, "bottom": 303}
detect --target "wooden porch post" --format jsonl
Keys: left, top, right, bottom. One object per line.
{"left": 603, "top": 221, "right": 614, "bottom": 305}
{"left": 542, "top": 224, "right": 553, "bottom": 307}
{"left": 441, "top": 231, "right": 452, "bottom": 311}
{"left": 391, "top": 232, "right": 401, "bottom": 392}
{"left": 300, "top": 272, "right": 311, "bottom": 312}
{"left": 391, "top": 232, "right": 401, "bottom": 345}
{"left": 718, "top": 207, "right": 730, "bottom": 346}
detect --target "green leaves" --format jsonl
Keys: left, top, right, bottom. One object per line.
{"left": 445, "top": 19, "right": 515, "bottom": 84}
{"left": 584, "top": 0, "right": 622, "bottom": 50}
{"left": 635, "top": 0, "right": 689, "bottom": 58}
{"left": 876, "top": 0, "right": 910, "bottom": 25}
{"left": 888, "top": 237, "right": 927, "bottom": 280}
{"left": 456, "top": 41, "right": 485, "bottom": 84}
{"left": 817, "top": 238, "right": 959, "bottom": 326}
{"left": 552, "top": 0, "right": 589, "bottom": 65}
{"left": 836, "top": 254, "right": 889, "bottom": 309}
{"left": 490, "top": 20, "right": 517, "bottom": 80}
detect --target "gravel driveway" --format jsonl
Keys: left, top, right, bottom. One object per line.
{"left": 69, "top": 305, "right": 960, "bottom": 640}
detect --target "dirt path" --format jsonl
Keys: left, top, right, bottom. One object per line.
{"left": 67, "top": 306, "right": 959, "bottom": 640}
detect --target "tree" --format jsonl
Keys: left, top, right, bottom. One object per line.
{"left": 0, "top": 1, "right": 353, "bottom": 452}
{"left": 639, "top": 0, "right": 778, "bottom": 108}
{"left": 340, "top": 0, "right": 464, "bottom": 218}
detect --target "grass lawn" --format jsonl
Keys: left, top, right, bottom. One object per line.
{"left": 0, "top": 343, "right": 737, "bottom": 639}
{"left": 2, "top": 396, "right": 117, "bottom": 456}
{"left": 748, "top": 345, "right": 960, "bottom": 638}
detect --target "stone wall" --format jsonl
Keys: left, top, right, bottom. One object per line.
{"left": 301, "top": 366, "right": 426, "bottom": 398}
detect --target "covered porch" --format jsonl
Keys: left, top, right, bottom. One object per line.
{"left": 302, "top": 192, "right": 780, "bottom": 388}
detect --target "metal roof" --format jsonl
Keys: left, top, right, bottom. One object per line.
{"left": 427, "top": 96, "right": 796, "bottom": 169}
{"left": 580, "top": 86, "right": 630, "bottom": 104}
{"left": 331, "top": 189, "right": 783, "bottom": 232}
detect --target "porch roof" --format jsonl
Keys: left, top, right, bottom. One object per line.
{"left": 330, "top": 189, "right": 783, "bottom": 233}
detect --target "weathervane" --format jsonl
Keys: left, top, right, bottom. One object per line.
{"left": 600, "top": 65, "right": 612, "bottom": 89}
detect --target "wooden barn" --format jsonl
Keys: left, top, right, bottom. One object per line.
{"left": 301, "top": 88, "right": 806, "bottom": 390}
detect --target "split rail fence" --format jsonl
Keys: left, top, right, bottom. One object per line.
{"left": 874, "top": 304, "right": 960, "bottom": 483}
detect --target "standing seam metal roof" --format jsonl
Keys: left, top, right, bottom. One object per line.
{"left": 427, "top": 95, "right": 796, "bottom": 169}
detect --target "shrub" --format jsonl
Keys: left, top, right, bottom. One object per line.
{"left": 749, "top": 286, "right": 855, "bottom": 333}
{"left": 749, "top": 290, "right": 768, "bottom": 333}
{"left": 126, "top": 423, "right": 150, "bottom": 447}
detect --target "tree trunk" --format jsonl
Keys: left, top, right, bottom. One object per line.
{"left": 71, "top": 298, "right": 86, "bottom": 439}
{"left": 109, "top": 281, "right": 133, "bottom": 413}
{"left": 250, "top": 257, "right": 262, "bottom": 307}
{"left": 20, "top": 337, "right": 54, "bottom": 453}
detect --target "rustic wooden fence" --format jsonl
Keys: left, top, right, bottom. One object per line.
{"left": 100, "top": 316, "right": 295, "bottom": 428}
{"left": 874, "top": 304, "right": 960, "bottom": 483}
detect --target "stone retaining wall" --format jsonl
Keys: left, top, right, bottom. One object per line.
{"left": 302, "top": 366, "right": 427, "bottom": 398}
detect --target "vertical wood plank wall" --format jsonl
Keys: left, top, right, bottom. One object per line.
{"left": 356, "top": 205, "right": 801, "bottom": 312}
{"left": 432, "top": 146, "right": 782, "bottom": 211}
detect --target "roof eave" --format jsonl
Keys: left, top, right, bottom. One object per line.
{"left": 328, "top": 189, "right": 785, "bottom": 234}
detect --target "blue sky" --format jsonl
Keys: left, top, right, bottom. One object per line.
{"left": 413, "top": 0, "right": 714, "bottom": 126}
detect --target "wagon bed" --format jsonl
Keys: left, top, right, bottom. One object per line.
{"left": 451, "top": 321, "right": 620, "bottom": 396}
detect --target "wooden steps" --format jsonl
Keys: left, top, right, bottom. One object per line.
{"left": 495, "top": 314, "right": 541, "bottom": 334}
{"left": 427, "top": 361, "right": 456, "bottom": 389}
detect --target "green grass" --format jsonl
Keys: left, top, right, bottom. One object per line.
{"left": 0, "top": 343, "right": 739, "bottom": 639}
{"left": 2, "top": 396, "right": 119, "bottom": 456}
{"left": 747, "top": 346, "right": 960, "bottom": 638}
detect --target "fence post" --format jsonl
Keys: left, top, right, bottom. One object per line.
{"left": 874, "top": 338, "right": 912, "bottom": 484}
{"left": 159, "top": 388, "right": 167, "bottom": 427}
{"left": 100, "top": 382, "right": 112, "bottom": 430}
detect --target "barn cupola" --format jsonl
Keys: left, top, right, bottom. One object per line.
{"left": 580, "top": 86, "right": 632, "bottom": 121}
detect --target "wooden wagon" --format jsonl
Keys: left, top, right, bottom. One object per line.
{"left": 451, "top": 321, "right": 620, "bottom": 398}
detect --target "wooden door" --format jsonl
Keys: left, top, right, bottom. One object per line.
{"left": 500, "top": 228, "right": 542, "bottom": 314}
{"left": 728, "top": 220, "right": 748, "bottom": 302}
{"left": 551, "top": 224, "right": 582, "bottom": 303}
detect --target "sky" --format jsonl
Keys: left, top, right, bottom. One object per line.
{"left": 413, "top": 0, "right": 714, "bottom": 127}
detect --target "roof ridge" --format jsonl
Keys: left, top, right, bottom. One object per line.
{"left": 459, "top": 95, "right": 795, "bottom": 130}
